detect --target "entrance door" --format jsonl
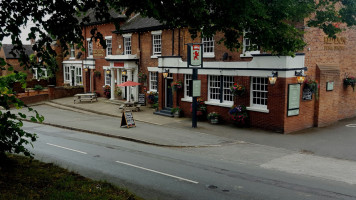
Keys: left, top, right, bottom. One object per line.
{"left": 122, "top": 75, "right": 127, "bottom": 99}
{"left": 166, "top": 79, "right": 173, "bottom": 108}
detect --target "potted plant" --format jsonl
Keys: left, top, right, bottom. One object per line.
{"left": 230, "top": 82, "right": 245, "bottom": 97}
{"left": 147, "top": 91, "right": 158, "bottom": 105}
{"left": 171, "top": 107, "right": 182, "bottom": 117}
{"left": 34, "top": 84, "right": 44, "bottom": 94}
{"left": 116, "top": 87, "right": 122, "bottom": 99}
{"left": 152, "top": 102, "right": 159, "bottom": 111}
{"left": 343, "top": 74, "right": 355, "bottom": 91}
{"left": 190, "top": 97, "right": 207, "bottom": 120}
{"left": 207, "top": 112, "right": 220, "bottom": 124}
{"left": 304, "top": 78, "right": 319, "bottom": 100}
{"left": 103, "top": 85, "right": 111, "bottom": 99}
{"left": 228, "top": 105, "right": 249, "bottom": 127}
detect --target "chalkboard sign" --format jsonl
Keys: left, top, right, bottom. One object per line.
{"left": 138, "top": 93, "right": 146, "bottom": 105}
{"left": 287, "top": 84, "right": 300, "bottom": 116}
{"left": 121, "top": 111, "right": 136, "bottom": 128}
{"left": 302, "top": 87, "right": 313, "bottom": 101}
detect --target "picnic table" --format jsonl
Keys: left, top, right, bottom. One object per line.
{"left": 119, "top": 101, "right": 141, "bottom": 112}
{"left": 74, "top": 93, "right": 98, "bottom": 104}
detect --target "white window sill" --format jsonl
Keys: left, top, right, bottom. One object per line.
{"left": 247, "top": 106, "right": 269, "bottom": 113}
{"left": 69, "top": 57, "right": 76, "bottom": 60}
{"left": 181, "top": 97, "right": 192, "bottom": 102}
{"left": 203, "top": 54, "right": 215, "bottom": 58}
{"left": 151, "top": 55, "right": 161, "bottom": 59}
{"left": 147, "top": 90, "right": 158, "bottom": 93}
{"left": 240, "top": 51, "right": 260, "bottom": 58}
{"left": 205, "top": 101, "right": 233, "bottom": 108}
{"left": 87, "top": 56, "right": 93, "bottom": 59}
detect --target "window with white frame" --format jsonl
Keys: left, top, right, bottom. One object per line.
{"left": 124, "top": 37, "right": 131, "bottom": 55}
{"left": 105, "top": 70, "right": 111, "bottom": 86}
{"left": 64, "top": 66, "right": 70, "bottom": 82}
{"left": 152, "top": 34, "right": 161, "bottom": 56}
{"left": 209, "top": 75, "right": 221, "bottom": 101}
{"left": 223, "top": 76, "right": 234, "bottom": 102}
{"left": 208, "top": 75, "right": 234, "bottom": 103}
{"left": 70, "top": 45, "right": 75, "bottom": 58}
{"left": 75, "top": 67, "right": 82, "bottom": 85}
{"left": 88, "top": 39, "right": 93, "bottom": 57}
{"left": 184, "top": 74, "right": 192, "bottom": 98}
{"left": 106, "top": 39, "right": 112, "bottom": 56}
{"left": 242, "top": 31, "right": 260, "bottom": 57}
{"left": 202, "top": 37, "right": 214, "bottom": 57}
{"left": 33, "top": 68, "right": 48, "bottom": 80}
{"left": 149, "top": 72, "right": 158, "bottom": 91}
{"left": 251, "top": 77, "right": 268, "bottom": 108}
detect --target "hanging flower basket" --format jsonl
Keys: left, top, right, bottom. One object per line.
{"left": 344, "top": 75, "right": 355, "bottom": 91}
{"left": 171, "top": 80, "right": 183, "bottom": 91}
{"left": 138, "top": 72, "right": 147, "bottom": 83}
{"left": 303, "top": 78, "right": 319, "bottom": 100}
{"left": 230, "top": 83, "right": 245, "bottom": 97}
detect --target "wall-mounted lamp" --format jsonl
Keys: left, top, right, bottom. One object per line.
{"left": 268, "top": 71, "right": 278, "bottom": 85}
{"left": 106, "top": 69, "right": 111, "bottom": 75}
{"left": 295, "top": 70, "right": 306, "bottom": 84}
{"left": 84, "top": 66, "right": 88, "bottom": 72}
{"left": 121, "top": 70, "right": 127, "bottom": 75}
{"left": 163, "top": 69, "right": 169, "bottom": 79}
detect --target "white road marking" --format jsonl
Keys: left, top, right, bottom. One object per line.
{"left": 115, "top": 160, "right": 199, "bottom": 184}
{"left": 346, "top": 124, "right": 356, "bottom": 127}
{"left": 46, "top": 143, "right": 87, "bottom": 154}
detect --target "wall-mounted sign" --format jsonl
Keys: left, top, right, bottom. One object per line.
{"left": 324, "top": 36, "right": 346, "bottom": 51}
{"left": 287, "top": 84, "right": 301, "bottom": 116}
{"left": 114, "top": 62, "right": 124, "bottom": 67}
{"left": 326, "top": 81, "right": 334, "bottom": 91}
{"left": 93, "top": 49, "right": 105, "bottom": 57}
{"left": 192, "top": 80, "right": 201, "bottom": 97}
{"left": 138, "top": 93, "right": 146, "bottom": 105}
{"left": 302, "top": 87, "right": 313, "bottom": 101}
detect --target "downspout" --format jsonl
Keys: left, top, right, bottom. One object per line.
{"left": 172, "top": 29, "right": 174, "bottom": 56}
{"left": 178, "top": 28, "right": 181, "bottom": 56}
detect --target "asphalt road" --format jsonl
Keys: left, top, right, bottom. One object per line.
{"left": 23, "top": 122, "right": 356, "bottom": 200}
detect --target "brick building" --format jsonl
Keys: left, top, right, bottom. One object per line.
{"left": 61, "top": 13, "right": 356, "bottom": 133}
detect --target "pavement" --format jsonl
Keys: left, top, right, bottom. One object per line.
{"left": 12, "top": 96, "right": 356, "bottom": 160}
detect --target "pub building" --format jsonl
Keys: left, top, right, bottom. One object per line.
{"left": 61, "top": 13, "right": 356, "bottom": 133}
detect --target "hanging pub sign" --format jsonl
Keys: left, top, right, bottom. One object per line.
{"left": 187, "top": 43, "right": 203, "bottom": 67}
{"left": 287, "top": 84, "right": 301, "bottom": 116}
{"left": 120, "top": 111, "right": 136, "bottom": 128}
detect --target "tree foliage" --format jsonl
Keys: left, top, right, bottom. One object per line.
{"left": 0, "top": 73, "right": 44, "bottom": 160}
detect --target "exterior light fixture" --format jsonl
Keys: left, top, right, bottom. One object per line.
{"left": 106, "top": 69, "right": 111, "bottom": 75}
{"left": 268, "top": 71, "right": 278, "bottom": 85}
{"left": 162, "top": 69, "right": 169, "bottom": 79}
{"left": 121, "top": 70, "right": 127, "bottom": 75}
{"left": 84, "top": 66, "right": 88, "bottom": 72}
{"left": 295, "top": 70, "right": 306, "bottom": 84}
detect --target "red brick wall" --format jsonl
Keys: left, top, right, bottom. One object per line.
{"left": 304, "top": 26, "right": 356, "bottom": 127}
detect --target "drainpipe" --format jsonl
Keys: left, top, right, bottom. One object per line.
{"left": 172, "top": 29, "right": 174, "bottom": 56}
{"left": 178, "top": 28, "right": 181, "bottom": 56}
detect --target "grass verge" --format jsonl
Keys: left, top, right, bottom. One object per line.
{"left": 0, "top": 154, "right": 143, "bottom": 200}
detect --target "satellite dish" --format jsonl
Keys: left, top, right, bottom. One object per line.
{"left": 222, "top": 52, "right": 228, "bottom": 60}
{"left": 76, "top": 52, "right": 82, "bottom": 59}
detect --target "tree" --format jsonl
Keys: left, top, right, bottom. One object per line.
{"left": 0, "top": 0, "right": 355, "bottom": 160}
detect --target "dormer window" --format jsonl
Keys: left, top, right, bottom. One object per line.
{"left": 241, "top": 31, "right": 260, "bottom": 57}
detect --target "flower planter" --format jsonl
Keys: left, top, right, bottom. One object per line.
{"left": 210, "top": 117, "right": 219, "bottom": 124}
{"left": 173, "top": 111, "right": 181, "bottom": 118}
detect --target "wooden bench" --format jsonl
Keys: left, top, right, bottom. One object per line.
{"left": 74, "top": 93, "right": 98, "bottom": 104}
{"left": 119, "top": 103, "right": 141, "bottom": 112}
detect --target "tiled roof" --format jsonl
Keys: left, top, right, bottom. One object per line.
{"left": 2, "top": 44, "right": 34, "bottom": 59}
{"left": 79, "top": 9, "right": 126, "bottom": 25}
{"left": 119, "top": 14, "right": 164, "bottom": 33}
